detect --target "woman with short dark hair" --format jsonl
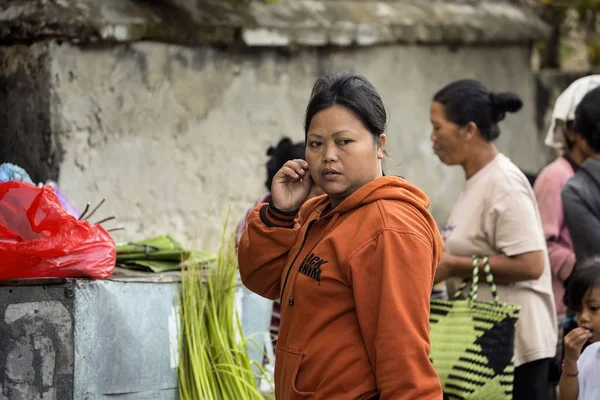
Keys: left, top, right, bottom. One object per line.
{"left": 239, "top": 72, "right": 443, "bottom": 399}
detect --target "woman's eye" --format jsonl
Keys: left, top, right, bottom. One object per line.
{"left": 591, "top": 306, "right": 600, "bottom": 312}
{"left": 310, "top": 142, "right": 322, "bottom": 148}
{"left": 339, "top": 139, "right": 353, "bottom": 145}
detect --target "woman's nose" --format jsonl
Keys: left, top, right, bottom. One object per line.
{"left": 323, "top": 144, "right": 338, "bottom": 163}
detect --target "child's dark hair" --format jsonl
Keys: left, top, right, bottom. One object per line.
{"left": 565, "top": 257, "right": 600, "bottom": 312}
{"left": 433, "top": 79, "right": 523, "bottom": 142}
{"left": 265, "top": 138, "right": 305, "bottom": 191}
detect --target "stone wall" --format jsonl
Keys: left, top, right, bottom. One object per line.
{"left": 0, "top": 44, "right": 62, "bottom": 183}
{"left": 31, "top": 41, "right": 547, "bottom": 251}
{"left": 49, "top": 41, "right": 319, "bottom": 249}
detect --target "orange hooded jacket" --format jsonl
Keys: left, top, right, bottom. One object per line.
{"left": 238, "top": 176, "right": 443, "bottom": 400}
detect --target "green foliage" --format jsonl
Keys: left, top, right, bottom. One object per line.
{"left": 535, "top": 0, "right": 600, "bottom": 66}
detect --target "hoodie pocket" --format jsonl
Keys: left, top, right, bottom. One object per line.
{"left": 275, "top": 348, "right": 315, "bottom": 400}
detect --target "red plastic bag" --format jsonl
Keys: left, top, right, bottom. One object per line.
{"left": 0, "top": 181, "right": 115, "bottom": 279}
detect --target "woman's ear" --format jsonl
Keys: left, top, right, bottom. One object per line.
{"left": 463, "top": 121, "right": 478, "bottom": 140}
{"left": 377, "top": 134, "right": 387, "bottom": 159}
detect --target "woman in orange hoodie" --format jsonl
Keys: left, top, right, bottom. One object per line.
{"left": 238, "top": 72, "right": 444, "bottom": 400}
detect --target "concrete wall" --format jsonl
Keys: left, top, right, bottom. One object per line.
{"left": 0, "top": 277, "right": 181, "bottom": 399}
{"left": 0, "top": 282, "right": 74, "bottom": 400}
{"left": 0, "top": 45, "right": 62, "bottom": 183}
{"left": 13, "top": 41, "right": 548, "bottom": 251}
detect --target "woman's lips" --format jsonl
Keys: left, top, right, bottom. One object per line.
{"left": 321, "top": 168, "right": 341, "bottom": 181}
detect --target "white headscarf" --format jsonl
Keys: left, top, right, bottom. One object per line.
{"left": 545, "top": 75, "right": 600, "bottom": 149}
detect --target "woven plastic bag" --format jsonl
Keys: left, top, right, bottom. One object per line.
{"left": 430, "top": 256, "right": 521, "bottom": 400}
{"left": 0, "top": 181, "right": 115, "bottom": 279}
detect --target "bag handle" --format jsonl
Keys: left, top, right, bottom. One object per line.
{"left": 452, "top": 256, "right": 500, "bottom": 304}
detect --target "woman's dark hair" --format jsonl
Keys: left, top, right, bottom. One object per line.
{"left": 265, "top": 138, "right": 305, "bottom": 190}
{"left": 563, "top": 121, "right": 576, "bottom": 151}
{"left": 573, "top": 86, "right": 600, "bottom": 153}
{"left": 433, "top": 79, "right": 523, "bottom": 142}
{"left": 564, "top": 257, "right": 600, "bottom": 312}
{"left": 304, "top": 72, "right": 387, "bottom": 142}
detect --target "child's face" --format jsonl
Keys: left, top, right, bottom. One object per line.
{"left": 577, "top": 286, "right": 600, "bottom": 343}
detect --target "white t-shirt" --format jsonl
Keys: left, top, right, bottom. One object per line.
{"left": 578, "top": 341, "right": 600, "bottom": 399}
{"left": 442, "top": 154, "right": 557, "bottom": 366}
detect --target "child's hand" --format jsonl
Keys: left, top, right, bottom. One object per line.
{"left": 564, "top": 327, "right": 593, "bottom": 362}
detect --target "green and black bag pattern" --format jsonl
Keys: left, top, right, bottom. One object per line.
{"left": 429, "top": 256, "right": 521, "bottom": 400}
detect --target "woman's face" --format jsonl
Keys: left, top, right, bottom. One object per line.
{"left": 569, "top": 130, "right": 596, "bottom": 159}
{"left": 430, "top": 102, "right": 469, "bottom": 166}
{"left": 306, "top": 105, "right": 385, "bottom": 207}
